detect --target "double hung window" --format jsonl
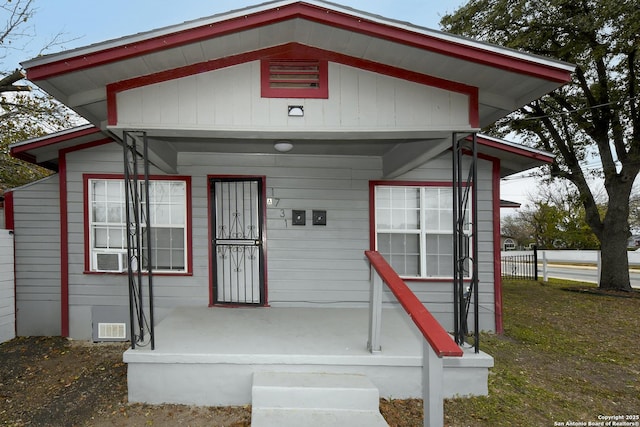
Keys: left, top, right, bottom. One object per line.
{"left": 88, "top": 177, "right": 188, "bottom": 273}
{"left": 374, "top": 184, "right": 470, "bottom": 279}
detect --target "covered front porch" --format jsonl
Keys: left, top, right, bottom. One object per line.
{"left": 124, "top": 305, "right": 493, "bottom": 406}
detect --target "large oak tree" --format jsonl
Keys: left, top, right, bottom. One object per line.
{"left": 442, "top": 0, "right": 640, "bottom": 290}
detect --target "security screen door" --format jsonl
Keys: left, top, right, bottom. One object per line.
{"left": 211, "top": 178, "right": 265, "bottom": 305}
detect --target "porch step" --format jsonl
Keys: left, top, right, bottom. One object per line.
{"left": 251, "top": 372, "right": 388, "bottom": 427}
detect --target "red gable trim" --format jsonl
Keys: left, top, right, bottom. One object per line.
{"left": 26, "top": 2, "right": 571, "bottom": 84}
{"left": 107, "top": 42, "right": 479, "bottom": 127}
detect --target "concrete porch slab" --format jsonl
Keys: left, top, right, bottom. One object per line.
{"left": 124, "top": 306, "right": 493, "bottom": 405}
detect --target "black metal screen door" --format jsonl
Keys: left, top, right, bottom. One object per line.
{"left": 211, "top": 178, "right": 265, "bottom": 305}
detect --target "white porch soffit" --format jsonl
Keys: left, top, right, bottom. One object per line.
{"left": 18, "top": 0, "right": 572, "bottom": 174}
{"left": 9, "top": 125, "right": 554, "bottom": 179}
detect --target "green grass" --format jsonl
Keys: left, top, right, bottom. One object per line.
{"left": 443, "top": 279, "right": 640, "bottom": 427}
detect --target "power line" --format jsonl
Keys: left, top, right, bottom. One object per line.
{"left": 514, "top": 94, "right": 640, "bottom": 121}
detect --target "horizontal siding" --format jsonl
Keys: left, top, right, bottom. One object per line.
{"left": 12, "top": 175, "right": 61, "bottom": 336}
{"left": 60, "top": 144, "right": 497, "bottom": 339}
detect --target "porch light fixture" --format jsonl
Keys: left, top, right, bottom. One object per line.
{"left": 288, "top": 105, "right": 304, "bottom": 117}
{"left": 274, "top": 140, "right": 293, "bottom": 152}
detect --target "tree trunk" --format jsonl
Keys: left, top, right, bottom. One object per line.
{"left": 599, "top": 193, "right": 633, "bottom": 291}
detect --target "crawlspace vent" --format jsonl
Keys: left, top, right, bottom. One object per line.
{"left": 98, "top": 322, "right": 126, "bottom": 339}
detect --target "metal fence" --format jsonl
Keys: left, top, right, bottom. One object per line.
{"left": 501, "top": 246, "right": 538, "bottom": 280}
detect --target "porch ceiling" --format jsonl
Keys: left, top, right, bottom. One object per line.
{"left": 22, "top": 1, "right": 574, "bottom": 135}
{"left": 11, "top": 124, "right": 553, "bottom": 181}
{"left": 156, "top": 136, "right": 413, "bottom": 156}
{"left": 130, "top": 133, "right": 457, "bottom": 177}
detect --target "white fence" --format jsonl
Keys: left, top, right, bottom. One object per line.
{"left": 503, "top": 249, "right": 640, "bottom": 267}
{"left": 0, "top": 230, "right": 15, "bottom": 343}
{"left": 502, "top": 249, "right": 640, "bottom": 285}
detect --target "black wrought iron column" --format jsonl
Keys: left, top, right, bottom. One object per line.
{"left": 452, "top": 132, "right": 480, "bottom": 353}
{"left": 123, "top": 131, "right": 155, "bottom": 350}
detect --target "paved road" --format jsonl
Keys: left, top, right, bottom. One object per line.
{"left": 539, "top": 264, "right": 640, "bottom": 289}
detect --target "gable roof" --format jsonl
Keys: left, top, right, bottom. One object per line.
{"left": 21, "top": 0, "right": 573, "bottom": 132}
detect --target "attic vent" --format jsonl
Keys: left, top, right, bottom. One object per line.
{"left": 269, "top": 60, "right": 320, "bottom": 88}
{"left": 98, "top": 323, "right": 126, "bottom": 339}
{"left": 261, "top": 59, "right": 328, "bottom": 99}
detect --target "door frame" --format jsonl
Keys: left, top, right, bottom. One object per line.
{"left": 207, "top": 175, "right": 268, "bottom": 306}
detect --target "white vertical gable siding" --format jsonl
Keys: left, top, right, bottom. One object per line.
{"left": 0, "top": 230, "right": 15, "bottom": 343}
{"left": 12, "top": 175, "right": 61, "bottom": 336}
{"left": 60, "top": 143, "right": 495, "bottom": 339}
{"left": 115, "top": 62, "right": 471, "bottom": 132}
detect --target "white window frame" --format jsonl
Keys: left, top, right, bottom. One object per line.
{"left": 374, "top": 184, "right": 471, "bottom": 279}
{"left": 88, "top": 178, "right": 188, "bottom": 273}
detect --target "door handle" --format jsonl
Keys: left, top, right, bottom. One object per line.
{"left": 214, "top": 239, "right": 262, "bottom": 246}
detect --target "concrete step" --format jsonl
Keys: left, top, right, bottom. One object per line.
{"left": 251, "top": 372, "right": 388, "bottom": 427}
{"left": 252, "top": 372, "right": 380, "bottom": 411}
{"left": 251, "top": 408, "right": 389, "bottom": 427}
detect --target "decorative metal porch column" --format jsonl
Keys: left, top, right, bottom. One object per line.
{"left": 452, "top": 132, "right": 480, "bottom": 353}
{"left": 122, "top": 131, "right": 155, "bottom": 350}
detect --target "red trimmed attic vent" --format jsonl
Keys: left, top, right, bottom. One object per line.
{"left": 261, "top": 59, "right": 328, "bottom": 99}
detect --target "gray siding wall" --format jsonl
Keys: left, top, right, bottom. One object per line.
{"left": 0, "top": 230, "right": 15, "bottom": 343}
{"left": 62, "top": 143, "right": 496, "bottom": 339}
{"left": 12, "top": 175, "right": 61, "bottom": 336}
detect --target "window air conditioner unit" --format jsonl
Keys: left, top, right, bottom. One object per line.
{"left": 95, "top": 252, "right": 127, "bottom": 272}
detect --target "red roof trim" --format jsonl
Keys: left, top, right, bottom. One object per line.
{"left": 25, "top": 2, "right": 572, "bottom": 84}
{"left": 10, "top": 127, "right": 102, "bottom": 157}
{"left": 106, "top": 42, "right": 479, "bottom": 126}
{"left": 476, "top": 135, "right": 555, "bottom": 164}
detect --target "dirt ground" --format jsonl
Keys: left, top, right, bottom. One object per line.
{"left": 0, "top": 336, "right": 420, "bottom": 426}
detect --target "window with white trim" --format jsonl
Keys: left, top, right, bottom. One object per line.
{"left": 374, "top": 185, "right": 470, "bottom": 279}
{"left": 88, "top": 179, "right": 187, "bottom": 273}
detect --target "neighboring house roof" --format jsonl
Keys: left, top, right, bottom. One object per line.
{"left": 500, "top": 199, "right": 522, "bottom": 209}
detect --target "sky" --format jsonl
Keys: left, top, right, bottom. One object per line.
{"left": 2, "top": 0, "right": 550, "bottom": 208}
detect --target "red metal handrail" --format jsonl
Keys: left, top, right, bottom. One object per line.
{"left": 365, "top": 250, "right": 463, "bottom": 357}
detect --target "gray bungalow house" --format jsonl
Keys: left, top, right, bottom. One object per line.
{"left": 5, "top": 0, "right": 570, "bottom": 416}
